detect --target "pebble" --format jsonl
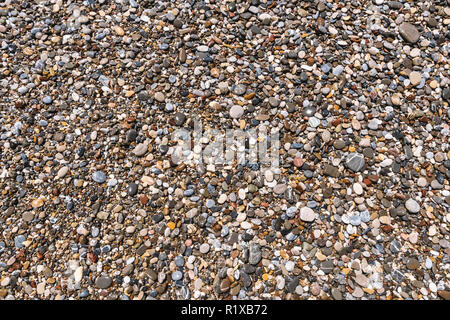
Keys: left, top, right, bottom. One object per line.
{"left": 154, "top": 92, "right": 165, "bottom": 102}
{"left": 273, "top": 184, "right": 287, "bottom": 195}
{"left": 174, "top": 112, "right": 186, "bottom": 126}
{"left": 353, "top": 183, "right": 363, "bottom": 195}
{"left": 409, "top": 72, "right": 422, "bottom": 86}
{"left": 249, "top": 243, "right": 262, "bottom": 265}
{"left": 399, "top": 22, "right": 420, "bottom": 43}
{"left": 57, "top": 166, "right": 69, "bottom": 178}
{"left": 405, "top": 199, "right": 420, "bottom": 214}
{"left": 368, "top": 119, "right": 379, "bottom": 130}
{"left": 132, "top": 143, "right": 148, "bottom": 156}
{"left": 346, "top": 153, "right": 365, "bottom": 172}
{"left": 36, "top": 282, "right": 46, "bottom": 295}
{"left": 92, "top": 171, "right": 106, "bottom": 183}
{"left": 127, "top": 183, "right": 138, "bottom": 196}
{"left": 230, "top": 105, "right": 244, "bottom": 119}
{"left": 199, "top": 243, "right": 210, "bottom": 254}
{"left": 299, "top": 207, "right": 315, "bottom": 222}
{"left": 172, "top": 271, "right": 183, "bottom": 281}
{"left": 95, "top": 276, "right": 113, "bottom": 289}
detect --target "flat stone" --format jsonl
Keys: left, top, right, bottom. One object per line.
{"left": 92, "top": 171, "right": 106, "bottom": 183}
{"left": 332, "top": 288, "right": 342, "bottom": 300}
{"left": 196, "top": 45, "right": 209, "bottom": 52}
{"left": 345, "top": 153, "right": 365, "bottom": 172}
{"left": 174, "top": 112, "right": 186, "bottom": 126}
{"left": 324, "top": 164, "right": 339, "bottom": 177}
{"left": 299, "top": 207, "right": 315, "bottom": 222}
{"left": 268, "top": 97, "right": 279, "bottom": 107}
{"left": 220, "top": 278, "right": 231, "bottom": 292}
{"left": 406, "top": 258, "right": 420, "bottom": 270}
{"left": 321, "top": 260, "right": 334, "bottom": 274}
{"left": 405, "top": 198, "right": 420, "bottom": 213}
{"left": 399, "top": 22, "right": 420, "bottom": 43}
{"left": 230, "top": 105, "right": 244, "bottom": 119}
{"left": 95, "top": 276, "right": 113, "bottom": 289}
{"left": 333, "top": 140, "right": 346, "bottom": 149}
{"left": 293, "top": 157, "right": 304, "bottom": 168}
{"left": 273, "top": 184, "right": 287, "bottom": 195}
{"left": 353, "top": 183, "right": 363, "bottom": 195}
{"left": 154, "top": 92, "right": 165, "bottom": 102}
{"left": 36, "top": 282, "right": 46, "bottom": 295}
{"left": 409, "top": 71, "right": 422, "bottom": 86}
{"left": 132, "top": 143, "right": 148, "bottom": 156}
{"left": 22, "top": 212, "right": 34, "bottom": 222}
{"left": 233, "top": 84, "right": 247, "bottom": 95}
{"left": 355, "top": 274, "right": 369, "bottom": 287}
{"left": 353, "top": 287, "right": 364, "bottom": 298}
{"left": 249, "top": 243, "right": 262, "bottom": 265}
{"left": 172, "top": 271, "right": 183, "bottom": 281}
{"left": 417, "top": 177, "right": 427, "bottom": 187}
{"left": 368, "top": 119, "right": 379, "bottom": 130}
{"left": 57, "top": 166, "right": 69, "bottom": 178}
{"left": 199, "top": 243, "right": 210, "bottom": 254}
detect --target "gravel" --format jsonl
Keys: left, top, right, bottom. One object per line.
{"left": 0, "top": 0, "right": 448, "bottom": 302}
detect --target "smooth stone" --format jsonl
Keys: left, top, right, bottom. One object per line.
{"left": 14, "top": 235, "right": 26, "bottom": 248}
{"left": 172, "top": 271, "right": 183, "bottom": 281}
{"left": 154, "top": 92, "right": 165, "bottom": 102}
{"left": 1, "top": 278, "right": 10, "bottom": 287}
{"left": 406, "top": 258, "right": 420, "bottom": 270}
{"left": 174, "top": 112, "right": 186, "bottom": 126}
{"left": 43, "top": 96, "right": 52, "bottom": 104}
{"left": 299, "top": 207, "right": 315, "bottom": 222}
{"left": 127, "top": 182, "right": 138, "bottom": 196}
{"left": 264, "top": 170, "right": 274, "bottom": 182}
{"left": 355, "top": 274, "right": 369, "bottom": 287}
{"left": 353, "top": 183, "right": 363, "bottom": 195}
{"left": 132, "top": 143, "right": 148, "bottom": 156}
{"left": 92, "top": 171, "right": 106, "bottom": 183}
{"left": 321, "top": 130, "right": 331, "bottom": 142}
{"left": 57, "top": 166, "right": 69, "bottom": 178}
{"left": 293, "top": 157, "right": 304, "bottom": 168}
{"left": 174, "top": 256, "right": 185, "bottom": 267}
{"left": 332, "top": 288, "right": 342, "bottom": 300}
{"left": 321, "top": 260, "right": 334, "bottom": 274}
{"left": 273, "top": 184, "right": 287, "bottom": 195}
{"left": 22, "top": 212, "right": 34, "bottom": 222}
{"left": 126, "top": 129, "right": 138, "bottom": 142}
{"left": 405, "top": 199, "right": 420, "bottom": 213}
{"left": 399, "top": 22, "right": 420, "bottom": 43}
{"left": 350, "top": 215, "right": 361, "bottom": 226}
{"left": 285, "top": 261, "right": 295, "bottom": 272}
{"left": 233, "top": 84, "right": 247, "bottom": 95}
{"left": 268, "top": 97, "right": 279, "bottom": 107}
{"left": 36, "top": 282, "right": 46, "bottom": 295}
{"left": 196, "top": 45, "right": 209, "bottom": 52}
{"left": 95, "top": 276, "right": 113, "bottom": 289}
{"left": 308, "top": 117, "right": 320, "bottom": 128}
{"left": 417, "top": 177, "right": 427, "bottom": 187}
{"left": 346, "top": 153, "right": 365, "bottom": 172}
{"left": 230, "top": 105, "right": 244, "bottom": 119}
{"left": 368, "top": 119, "right": 379, "bottom": 130}
{"left": 199, "top": 243, "right": 210, "bottom": 254}
{"left": 409, "top": 71, "right": 422, "bottom": 86}
{"left": 333, "top": 140, "right": 346, "bottom": 149}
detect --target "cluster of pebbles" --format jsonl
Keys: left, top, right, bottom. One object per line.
{"left": 0, "top": 0, "right": 449, "bottom": 300}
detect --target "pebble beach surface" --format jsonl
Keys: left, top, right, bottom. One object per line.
{"left": 0, "top": 0, "right": 449, "bottom": 300}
